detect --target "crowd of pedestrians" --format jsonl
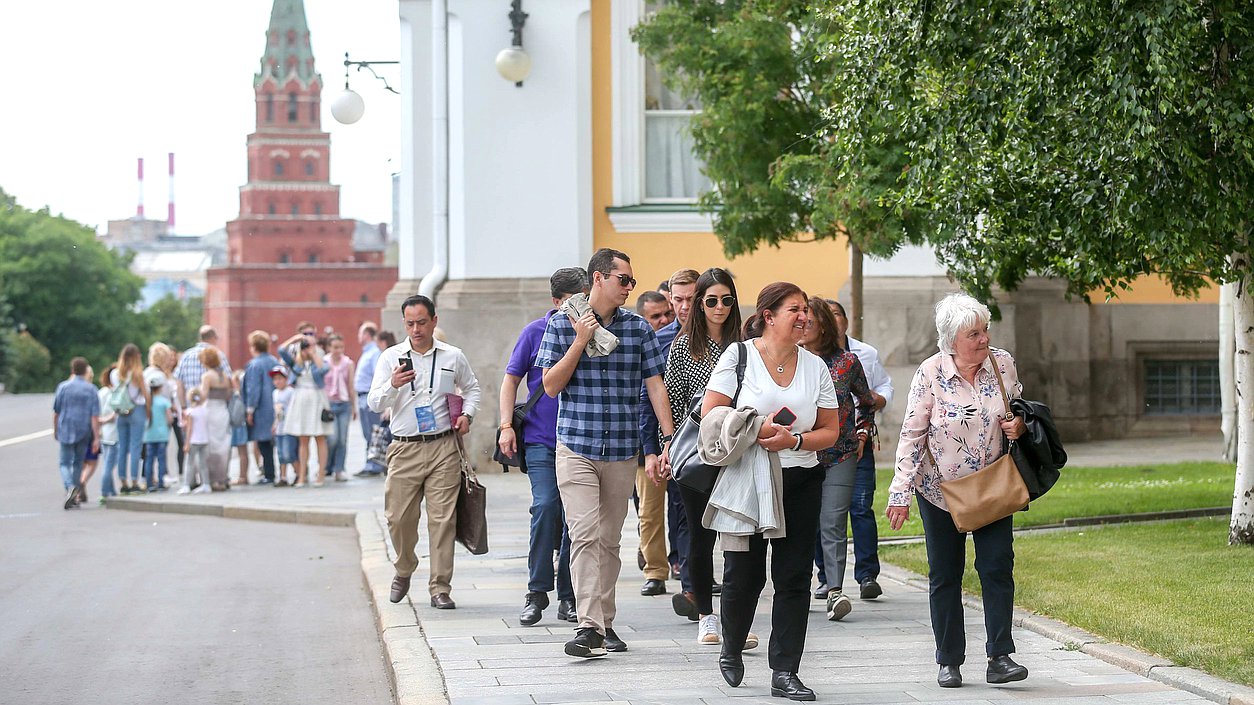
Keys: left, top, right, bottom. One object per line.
{"left": 53, "top": 321, "right": 398, "bottom": 504}
{"left": 51, "top": 247, "right": 1035, "bottom": 700}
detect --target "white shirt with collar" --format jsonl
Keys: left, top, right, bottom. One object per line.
{"left": 847, "top": 335, "right": 894, "bottom": 409}
{"left": 367, "top": 338, "right": 482, "bottom": 436}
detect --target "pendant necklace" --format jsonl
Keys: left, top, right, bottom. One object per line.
{"left": 759, "top": 340, "right": 796, "bottom": 374}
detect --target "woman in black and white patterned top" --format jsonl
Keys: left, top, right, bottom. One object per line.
{"left": 661, "top": 268, "right": 749, "bottom": 648}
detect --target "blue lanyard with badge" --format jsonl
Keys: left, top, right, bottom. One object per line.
{"left": 410, "top": 349, "right": 456, "bottom": 433}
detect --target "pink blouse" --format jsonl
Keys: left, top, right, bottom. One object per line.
{"left": 324, "top": 355, "right": 355, "bottom": 402}
{"left": 889, "top": 347, "right": 1022, "bottom": 511}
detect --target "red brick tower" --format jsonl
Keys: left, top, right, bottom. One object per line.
{"left": 206, "top": 0, "right": 396, "bottom": 366}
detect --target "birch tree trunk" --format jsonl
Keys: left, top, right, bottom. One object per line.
{"left": 1220, "top": 282, "right": 1237, "bottom": 462}
{"left": 1230, "top": 255, "right": 1254, "bottom": 545}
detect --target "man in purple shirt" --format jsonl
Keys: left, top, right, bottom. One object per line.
{"left": 497, "top": 267, "right": 588, "bottom": 627}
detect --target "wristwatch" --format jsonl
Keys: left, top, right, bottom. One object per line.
{"left": 660, "top": 433, "right": 673, "bottom": 444}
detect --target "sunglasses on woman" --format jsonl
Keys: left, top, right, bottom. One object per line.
{"left": 703, "top": 294, "right": 736, "bottom": 308}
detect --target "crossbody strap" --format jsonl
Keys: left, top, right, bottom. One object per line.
{"left": 731, "top": 341, "right": 748, "bottom": 406}
{"left": 519, "top": 382, "right": 545, "bottom": 416}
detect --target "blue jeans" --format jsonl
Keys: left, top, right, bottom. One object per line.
{"left": 100, "top": 444, "right": 118, "bottom": 496}
{"left": 143, "top": 441, "right": 168, "bottom": 489}
{"left": 850, "top": 443, "right": 881, "bottom": 582}
{"left": 524, "top": 444, "right": 573, "bottom": 601}
{"left": 115, "top": 410, "right": 146, "bottom": 482}
{"left": 277, "top": 435, "right": 298, "bottom": 465}
{"left": 59, "top": 439, "right": 89, "bottom": 490}
{"left": 357, "top": 395, "right": 384, "bottom": 472}
{"left": 324, "top": 400, "right": 352, "bottom": 474}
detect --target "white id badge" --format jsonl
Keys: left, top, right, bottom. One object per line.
{"left": 414, "top": 405, "right": 437, "bottom": 433}
{"left": 433, "top": 366, "right": 456, "bottom": 396}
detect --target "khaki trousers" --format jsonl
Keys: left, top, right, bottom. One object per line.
{"left": 635, "top": 468, "right": 670, "bottom": 580}
{"left": 556, "top": 443, "right": 637, "bottom": 634}
{"left": 384, "top": 435, "right": 461, "bottom": 595}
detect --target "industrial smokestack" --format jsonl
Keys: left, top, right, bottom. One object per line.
{"left": 167, "top": 152, "right": 175, "bottom": 230}
{"left": 137, "top": 157, "right": 145, "bottom": 218}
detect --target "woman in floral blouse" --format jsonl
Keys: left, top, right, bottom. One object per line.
{"left": 887, "top": 292, "right": 1028, "bottom": 689}
{"left": 800, "top": 297, "right": 877, "bottom": 623}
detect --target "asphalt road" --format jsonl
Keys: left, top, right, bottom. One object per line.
{"left": 0, "top": 394, "right": 393, "bottom": 705}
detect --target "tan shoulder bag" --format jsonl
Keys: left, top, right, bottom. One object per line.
{"left": 932, "top": 358, "right": 1029, "bottom": 532}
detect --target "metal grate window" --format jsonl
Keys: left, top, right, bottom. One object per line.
{"left": 1144, "top": 359, "right": 1220, "bottom": 415}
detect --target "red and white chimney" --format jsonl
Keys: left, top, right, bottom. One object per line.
{"left": 136, "top": 157, "right": 145, "bottom": 218}
{"left": 167, "top": 152, "right": 175, "bottom": 231}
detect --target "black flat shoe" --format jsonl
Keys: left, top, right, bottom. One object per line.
{"left": 640, "top": 578, "right": 666, "bottom": 596}
{"left": 718, "top": 652, "right": 744, "bottom": 687}
{"left": 987, "top": 655, "right": 1028, "bottom": 683}
{"left": 770, "top": 671, "right": 815, "bottom": 701}
{"left": 556, "top": 598, "right": 576, "bottom": 622}
{"left": 938, "top": 664, "right": 962, "bottom": 688}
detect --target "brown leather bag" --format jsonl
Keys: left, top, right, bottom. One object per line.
{"left": 933, "top": 358, "right": 1029, "bottom": 533}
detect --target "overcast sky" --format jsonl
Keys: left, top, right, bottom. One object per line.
{"left": 0, "top": 0, "right": 401, "bottom": 236}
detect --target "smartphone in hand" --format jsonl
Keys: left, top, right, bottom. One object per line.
{"left": 773, "top": 406, "right": 797, "bottom": 427}
{"left": 397, "top": 356, "right": 414, "bottom": 374}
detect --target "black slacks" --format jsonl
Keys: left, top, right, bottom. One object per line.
{"left": 916, "top": 494, "right": 1016, "bottom": 665}
{"left": 676, "top": 480, "right": 717, "bottom": 615}
{"left": 720, "top": 465, "right": 823, "bottom": 673}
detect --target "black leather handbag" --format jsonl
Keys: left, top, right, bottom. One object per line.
{"left": 671, "top": 342, "right": 747, "bottom": 495}
{"left": 492, "top": 385, "right": 545, "bottom": 473}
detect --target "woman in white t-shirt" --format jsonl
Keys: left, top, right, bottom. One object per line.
{"left": 700, "top": 282, "right": 840, "bottom": 701}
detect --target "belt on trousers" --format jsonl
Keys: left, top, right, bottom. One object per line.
{"left": 394, "top": 429, "right": 454, "bottom": 443}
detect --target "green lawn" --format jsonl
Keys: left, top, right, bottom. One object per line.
{"left": 873, "top": 461, "right": 1235, "bottom": 536}
{"left": 880, "top": 518, "right": 1254, "bottom": 687}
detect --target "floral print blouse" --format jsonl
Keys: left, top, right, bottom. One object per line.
{"left": 889, "top": 347, "right": 1022, "bottom": 511}
{"left": 817, "top": 351, "right": 877, "bottom": 467}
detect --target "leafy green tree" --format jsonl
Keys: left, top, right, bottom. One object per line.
{"left": 0, "top": 188, "right": 148, "bottom": 389}
{"left": 140, "top": 295, "right": 204, "bottom": 353}
{"left": 7, "top": 330, "right": 52, "bottom": 393}
{"left": 632, "top": 0, "right": 918, "bottom": 335}
{"left": 819, "top": 0, "right": 1254, "bottom": 542}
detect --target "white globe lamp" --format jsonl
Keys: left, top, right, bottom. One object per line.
{"left": 495, "top": 47, "right": 532, "bottom": 84}
{"left": 331, "top": 88, "right": 366, "bottom": 124}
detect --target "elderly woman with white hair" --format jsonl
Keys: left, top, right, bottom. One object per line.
{"left": 886, "top": 292, "right": 1028, "bottom": 689}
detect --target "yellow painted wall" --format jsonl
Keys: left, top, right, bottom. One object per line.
{"left": 589, "top": 2, "right": 851, "bottom": 304}
{"left": 1090, "top": 276, "right": 1218, "bottom": 305}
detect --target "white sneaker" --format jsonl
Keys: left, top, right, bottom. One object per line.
{"left": 176, "top": 486, "right": 191, "bottom": 495}
{"left": 191, "top": 485, "right": 212, "bottom": 495}
{"left": 698, "top": 614, "right": 720, "bottom": 645}
{"left": 826, "top": 589, "right": 852, "bottom": 621}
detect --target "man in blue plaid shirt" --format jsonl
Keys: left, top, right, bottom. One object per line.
{"left": 538, "top": 248, "right": 676, "bottom": 659}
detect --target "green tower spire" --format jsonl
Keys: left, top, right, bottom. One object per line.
{"left": 254, "top": 0, "right": 320, "bottom": 89}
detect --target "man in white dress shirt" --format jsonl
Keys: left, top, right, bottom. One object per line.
{"left": 369, "top": 295, "right": 481, "bottom": 609}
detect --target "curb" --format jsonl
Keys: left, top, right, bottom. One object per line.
{"left": 103, "top": 496, "right": 356, "bottom": 526}
{"left": 355, "top": 511, "right": 450, "bottom": 705}
{"left": 879, "top": 563, "right": 1254, "bottom": 705}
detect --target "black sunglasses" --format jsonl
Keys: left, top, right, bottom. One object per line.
{"left": 703, "top": 294, "right": 736, "bottom": 308}
{"left": 601, "top": 271, "right": 637, "bottom": 288}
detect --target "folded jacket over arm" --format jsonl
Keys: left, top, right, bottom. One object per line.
{"left": 699, "top": 405, "right": 785, "bottom": 551}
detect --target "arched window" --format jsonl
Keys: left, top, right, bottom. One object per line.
{"left": 310, "top": 101, "right": 319, "bottom": 122}
{"left": 320, "top": 293, "right": 329, "bottom": 305}
{"left": 278, "top": 252, "right": 291, "bottom": 264}
{"left": 287, "top": 92, "right": 298, "bottom": 122}
{"left": 308, "top": 252, "right": 319, "bottom": 263}
{"left": 265, "top": 94, "right": 274, "bottom": 122}
{"left": 274, "top": 160, "right": 284, "bottom": 176}
{"left": 313, "top": 202, "right": 322, "bottom": 216}
{"left": 304, "top": 161, "right": 314, "bottom": 176}
{"left": 268, "top": 202, "right": 276, "bottom": 215}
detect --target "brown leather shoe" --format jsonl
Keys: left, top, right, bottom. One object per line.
{"left": 430, "top": 593, "right": 456, "bottom": 610}
{"left": 389, "top": 575, "right": 411, "bottom": 603}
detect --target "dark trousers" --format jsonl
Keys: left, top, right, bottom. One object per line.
{"left": 256, "top": 439, "right": 276, "bottom": 481}
{"left": 667, "top": 480, "right": 687, "bottom": 572}
{"left": 721, "top": 466, "right": 823, "bottom": 673}
{"left": 171, "top": 420, "right": 186, "bottom": 478}
{"left": 916, "top": 494, "right": 1016, "bottom": 665}
{"left": 676, "top": 481, "right": 717, "bottom": 613}
{"left": 850, "top": 442, "right": 881, "bottom": 582}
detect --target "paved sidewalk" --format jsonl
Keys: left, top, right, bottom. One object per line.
{"left": 105, "top": 433, "right": 1251, "bottom": 705}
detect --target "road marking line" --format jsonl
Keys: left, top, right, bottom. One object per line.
{"left": 0, "top": 428, "right": 53, "bottom": 448}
